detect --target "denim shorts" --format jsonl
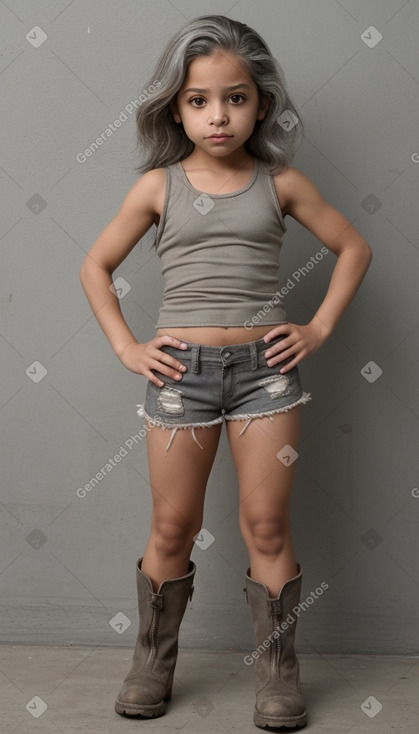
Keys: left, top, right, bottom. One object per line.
{"left": 140, "top": 334, "right": 311, "bottom": 450}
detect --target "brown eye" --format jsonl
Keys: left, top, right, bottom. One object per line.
{"left": 230, "top": 94, "right": 245, "bottom": 104}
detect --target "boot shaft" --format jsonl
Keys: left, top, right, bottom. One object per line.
{"left": 245, "top": 565, "right": 302, "bottom": 689}
{"left": 133, "top": 558, "right": 196, "bottom": 678}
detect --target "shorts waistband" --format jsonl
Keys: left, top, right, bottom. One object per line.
{"left": 171, "top": 334, "right": 285, "bottom": 374}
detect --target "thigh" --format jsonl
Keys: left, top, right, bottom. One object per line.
{"left": 226, "top": 407, "right": 302, "bottom": 524}
{"left": 145, "top": 422, "right": 223, "bottom": 529}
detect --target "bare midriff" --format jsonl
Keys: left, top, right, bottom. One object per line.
{"left": 156, "top": 324, "right": 280, "bottom": 346}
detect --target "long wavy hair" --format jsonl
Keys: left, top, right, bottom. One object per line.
{"left": 135, "top": 15, "right": 303, "bottom": 175}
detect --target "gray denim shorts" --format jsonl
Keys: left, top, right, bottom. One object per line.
{"left": 141, "top": 335, "right": 311, "bottom": 450}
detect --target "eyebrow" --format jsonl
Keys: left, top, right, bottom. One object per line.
{"left": 182, "top": 84, "right": 251, "bottom": 95}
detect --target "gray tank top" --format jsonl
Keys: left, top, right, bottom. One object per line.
{"left": 153, "top": 157, "right": 288, "bottom": 328}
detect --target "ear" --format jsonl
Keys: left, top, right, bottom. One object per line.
{"left": 256, "top": 94, "right": 270, "bottom": 121}
{"left": 170, "top": 98, "right": 182, "bottom": 124}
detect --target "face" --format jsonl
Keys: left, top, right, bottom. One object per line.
{"left": 170, "top": 50, "right": 269, "bottom": 160}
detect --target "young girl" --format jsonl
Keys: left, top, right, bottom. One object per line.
{"left": 80, "top": 15, "right": 372, "bottom": 730}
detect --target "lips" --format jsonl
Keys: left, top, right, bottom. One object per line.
{"left": 207, "top": 134, "right": 232, "bottom": 138}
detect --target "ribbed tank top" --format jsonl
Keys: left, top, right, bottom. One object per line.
{"left": 153, "top": 157, "right": 288, "bottom": 328}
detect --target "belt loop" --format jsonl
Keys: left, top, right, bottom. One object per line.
{"left": 250, "top": 341, "right": 258, "bottom": 370}
{"left": 191, "top": 344, "right": 200, "bottom": 373}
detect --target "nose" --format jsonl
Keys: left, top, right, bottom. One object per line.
{"left": 207, "top": 103, "right": 228, "bottom": 126}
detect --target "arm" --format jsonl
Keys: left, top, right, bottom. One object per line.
{"left": 264, "top": 167, "right": 373, "bottom": 372}
{"left": 79, "top": 169, "right": 188, "bottom": 386}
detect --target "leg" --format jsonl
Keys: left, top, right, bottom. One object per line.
{"left": 115, "top": 421, "right": 222, "bottom": 718}
{"left": 226, "top": 407, "right": 301, "bottom": 595}
{"left": 142, "top": 422, "right": 223, "bottom": 590}
{"left": 227, "top": 408, "right": 307, "bottom": 729}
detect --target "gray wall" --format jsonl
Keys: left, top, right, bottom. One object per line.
{"left": 1, "top": 0, "right": 418, "bottom": 655}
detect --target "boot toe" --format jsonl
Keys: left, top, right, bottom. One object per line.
{"left": 258, "top": 693, "right": 305, "bottom": 718}
{"left": 255, "top": 691, "right": 307, "bottom": 729}
{"left": 115, "top": 683, "right": 167, "bottom": 718}
{"left": 118, "top": 686, "right": 143, "bottom": 705}
{"left": 118, "top": 681, "right": 164, "bottom": 706}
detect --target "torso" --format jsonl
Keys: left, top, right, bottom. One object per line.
{"left": 153, "top": 156, "right": 290, "bottom": 347}
{"left": 156, "top": 324, "right": 274, "bottom": 346}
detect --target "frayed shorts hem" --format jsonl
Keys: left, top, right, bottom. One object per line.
{"left": 142, "top": 391, "right": 311, "bottom": 451}
{"left": 224, "top": 391, "right": 312, "bottom": 422}
{"left": 142, "top": 411, "right": 224, "bottom": 431}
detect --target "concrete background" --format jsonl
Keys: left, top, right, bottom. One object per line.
{"left": 1, "top": 0, "right": 418, "bottom": 654}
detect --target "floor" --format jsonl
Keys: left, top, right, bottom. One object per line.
{"left": 1, "top": 645, "right": 418, "bottom": 733}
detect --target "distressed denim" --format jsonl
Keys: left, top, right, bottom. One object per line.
{"left": 141, "top": 334, "right": 311, "bottom": 450}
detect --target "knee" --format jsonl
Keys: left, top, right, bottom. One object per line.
{"left": 242, "top": 517, "right": 290, "bottom": 557}
{"left": 152, "top": 517, "right": 197, "bottom": 557}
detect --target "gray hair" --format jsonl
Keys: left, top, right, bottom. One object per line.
{"left": 135, "top": 15, "right": 303, "bottom": 174}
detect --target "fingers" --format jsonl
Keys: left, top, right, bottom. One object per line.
{"left": 267, "top": 344, "right": 301, "bottom": 373}
{"left": 152, "top": 336, "right": 188, "bottom": 374}
{"left": 264, "top": 333, "right": 292, "bottom": 362}
{"left": 156, "top": 335, "right": 188, "bottom": 350}
{"left": 147, "top": 336, "right": 189, "bottom": 387}
{"left": 263, "top": 323, "right": 290, "bottom": 343}
{"left": 264, "top": 324, "right": 304, "bottom": 371}
{"left": 278, "top": 354, "right": 301, "bottom": 373}
{"left": 264, "top": 322, "right": 325, "bottom": 373}
{"left": 146, "top": 362, "right": 185, "bottom": 387}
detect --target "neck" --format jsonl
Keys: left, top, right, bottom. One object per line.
{"left": 183, "top": 147, "right": 254, "bottom": 172}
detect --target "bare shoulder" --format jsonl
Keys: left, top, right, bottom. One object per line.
{"left": 273, "top": 166, "right": 322, "bottom": 218}
{"left": 132, "top": 167, "right": 165, "bottom": 206}
{"left": 139, "top": 167, "right": 166, "bottom": 189}
{"left": 122, "top": 167, "right": 166, "bottom": 223}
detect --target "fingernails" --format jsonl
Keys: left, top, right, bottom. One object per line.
{"left": 181, "top": 343, "right": 188, "bottom": 348}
